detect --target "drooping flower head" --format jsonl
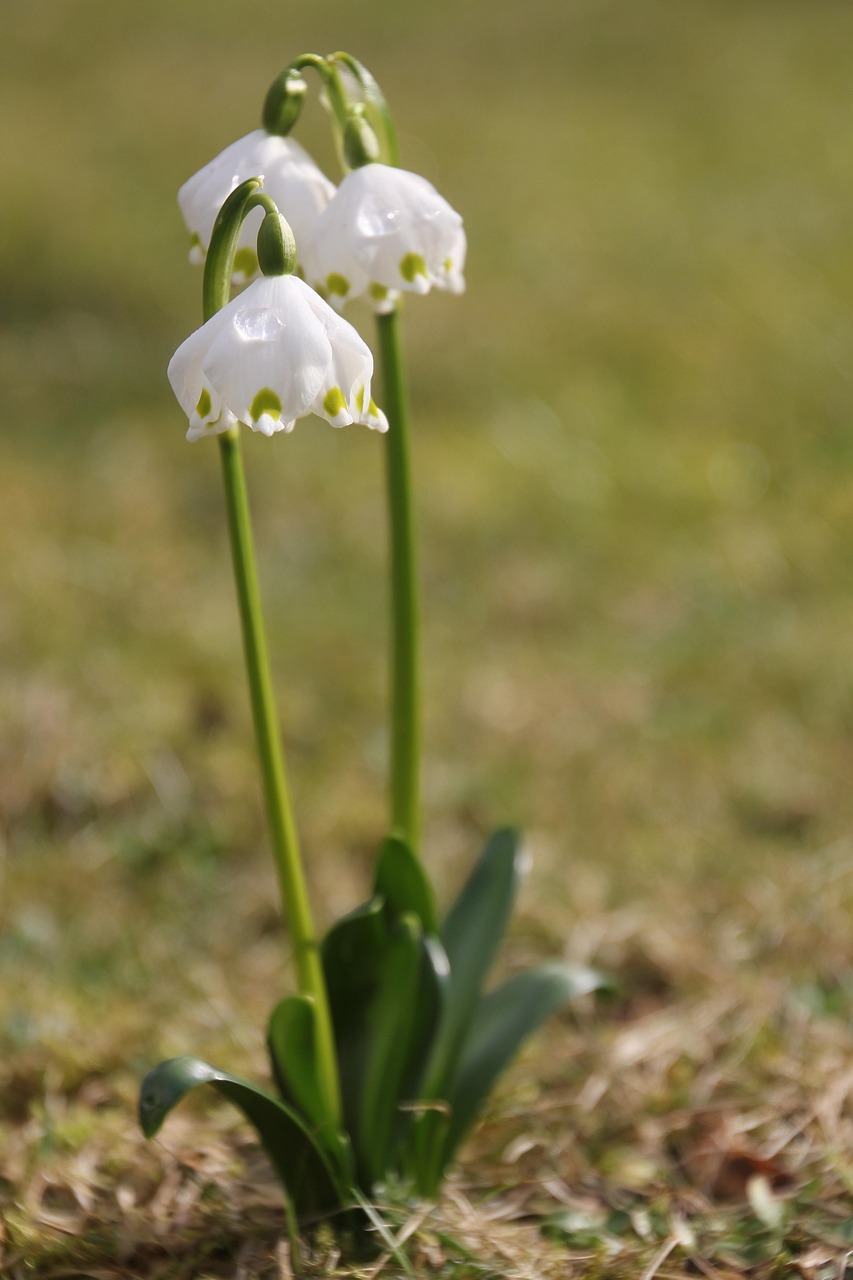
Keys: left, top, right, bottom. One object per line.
{"left": 168, "top": 274, "right": 388, "bottom": 441}
{"left": 178, "top": 130, "right": 336, "bottom": 284}
{"left": 168, "top": 189, "right": 387, "bottom": 442}
{"left": 304, "top": 163, "right": 466, "bottom": 314}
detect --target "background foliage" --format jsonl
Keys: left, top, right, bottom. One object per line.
{"left": 3, "top": 0, "right": 853, "bottom": 1274}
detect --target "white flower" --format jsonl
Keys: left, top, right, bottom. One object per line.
{"left": 178, "top": 131, "right": 336, "bottom": 284}
{"left": 168, "top": 274, "right": 388, "bottom": 441}
{"left": 303, "top": 163, "right": 466, "bottom": 313}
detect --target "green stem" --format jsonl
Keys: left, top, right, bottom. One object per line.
{"left": 376, "top": 308, "right": 421, "bottom": 854}
{"left": 327, "top": 52, "right": 400, "bottom": 165}
{"left": 202, "top": 181, "right": 341, "bottom": 1124}
{"left": 217, "top": 430, "right": 341, "bottom": 1124}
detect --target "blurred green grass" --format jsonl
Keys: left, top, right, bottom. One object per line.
{"left": 3, "top": 0, "right": 853, "bottom": 985}
{"left": 3, "top": 0, "right": 853, "bottom": 1268}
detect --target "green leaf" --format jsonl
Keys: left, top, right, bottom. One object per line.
{"left": 267, "top": 994, "right": 350, "bottom": 1174}
{"left": 441, "top": 962, "right": 608, "bottom": 1164}
{"left": 322, "top": 900, "right": 448, "bottom": 1188}
{"left": 323, "top": 897, "right": 387, "bottom": 994}
{"left": 425, "top": 828, "right": 525, "bottom": 1096}
{"left": 387, "top": 935, "right": 451, "bottom": 1193}
{"left": 322, "top": 896, "right": 388, "bottom": 1133}
{"left": 356, "top": 914, "right": 423, "bottom": 1183}
{"left": 138, "top": 1055, "right": 349, "bottom": 1217}
{"left": 397, "top": 935, "right": 450, "bottom": 1104}
{"left": 374, "top": 834, "right": 439, "bottom": 934}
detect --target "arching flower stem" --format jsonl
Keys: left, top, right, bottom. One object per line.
{"left": 202, "top": 182, "right": 281, "bottom": 317}
{"left": 327, "top": 52, "right": 399, "bottom": 166}
{"left": 263, "top": 51, "right": 399, "bottom": 174}
{"left": 263, "top": 53, "right": 350, "bottom": 142}
{"left": 204, "top": 180, "right": 342, "bottom": 1126}
{"left": 376, "top": 307, "right": 421, "bottom": 855}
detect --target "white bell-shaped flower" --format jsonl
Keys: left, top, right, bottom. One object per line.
{"left": 178, "top": 131, "right": 336, "bottom": 284}
{"left": 304, "top": 163, "right": 466, "bottom": 313}
{"left": 168, "top": 274, "right": 388, "bottom": 441}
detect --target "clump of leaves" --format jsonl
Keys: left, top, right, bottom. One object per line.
{"left": 140, "top": 829, "right": 606, "bottom": 1224}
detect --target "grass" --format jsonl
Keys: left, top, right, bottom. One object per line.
{"left": 3, "top": 0, "right": 853, "bottom": 1273}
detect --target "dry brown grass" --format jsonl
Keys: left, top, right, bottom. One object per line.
{"left": 4, "top": 837, "right": 853, "bottom": 1276}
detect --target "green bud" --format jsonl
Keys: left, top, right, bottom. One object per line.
{"left": 328, "top": 52, "right": 400, "bottom": 166}
{"left": 257, "top": 210, "right": 297, "bottom": 277}
{"left": 343, "top": 110, "right": 381, "bottom": 169}
{"left": 262, "top": 68, "right": 308, "bottom": 136}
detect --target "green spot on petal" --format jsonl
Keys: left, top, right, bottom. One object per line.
{"left": 250, "top": 388, "right": 282, "bottom": 423}
{"left": 400, "top": 252, "right": 427, "bottom": 283}
{"left": 323, "top": 386, "right": 347, "bottom": 418}
{"left": 326, "top": 273, "right": 350, "bottom": 298}
{"left": 196, "top": 387, "right": 212, "bottom": 419}
{"left": 443, "top": 257, "right": 453, "bottom": 271}
{"left": 355, "top": 386, "right": 365, "bottom": 412}
{"left": 369, "top": 283, "right": 389, "bottom": 302}
{"left": 233, "top": 247, "right": 259, "bottom": 278}
{"left": 368, "top": 397, "right": 381, "bottom": 417}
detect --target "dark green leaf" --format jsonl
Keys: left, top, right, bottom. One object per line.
{"left": 441, "top": 962, "right": 609, "bottom": 1163}
{"left": 374, "top": 834, "right": 438, "bottom": 934}
{"left": 391, "top": 935, "right": 451, "bottom": 1193}
{"left": 397, "top": 935, "right": 450, "bottom": 1104}
{"left": 323, "top": 902, "right": 449, "bottom": 1189}
{"left": 322, "top": 896, "right": 388, "bottom": 1138}
{"left": 267, "top": 994, "right": 346, "bottom": 1165}
{"left": 425, "top": 828, "right": 525, "bottom": 1097}
{"left": 323, "top": 897, "right": 387, "bottom": 1004}
{"left": 138, "top": 1055, "right": 349, "bottom": 1217}
{"left": 356, "top": 914, "right": 423, "bottom": 1183}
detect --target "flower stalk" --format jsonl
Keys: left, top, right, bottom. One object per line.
{"left": 205, "top": 183, "right": 341, "bottom": 1125}
{"left": 376, "top": 308, "right": 422, "bottom": 854}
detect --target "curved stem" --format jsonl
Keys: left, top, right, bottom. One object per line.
{"left": 203, "top": 185, "right": 341, "bottom": 1124}
{"left": 203, "top": 182, "right": 281, "bottom": 318}
{"left": 376, "top": 308, "right": 421, "bottom": 853}
{"left": 263, "top": 53, "right": 350, "bottom": 142}
{"left": 327, "top": 53, "right": 399, "bottom": 166}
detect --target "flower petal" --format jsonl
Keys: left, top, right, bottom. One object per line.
{"left": 201, "top": 277, "right": 333, "bottom": 430}
{"left": 178, "top": 131, "right": 336, "bottom": 283}
{"left": 307, "top": 163, "right": 465, "bottom": 307}
{"left": 168, "top": 310, "right": 241, "bottom": 440}
{"left": 298, "top": 282, "right": 387, "bottom": 431}
{"left": 168, "top": 273, "right": 388, "bottom": 439}
{"left": 301, "top": 200, "right": 371, "bottom": 309}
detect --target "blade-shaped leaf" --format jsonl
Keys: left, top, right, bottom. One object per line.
{"left": 374, "top": 835, "right": 438, "bottom": 934}
{"left": 139, "top": 1055, "right": 349, "bottom": 1217}
{"left": 403, "top": 1102, "right": 452, "bottom": 1200}
{"left": 322, "top": 896, "right": 388, "bottom": 1133}
{"left": 356, "top": 914, "right": 423, "bottom": 1183}
{"left": 323, "top": 897, "right": 387, "bottom": 1002}
{"left": 441, "top": 962, "right": 609, "bottom": 1165}
{"left": 424, "top": 828, "right": 525, "bottom": 1096}
{"left": 397, "top": 935, "right": 450, "bottom": 1104}
{"left": 267, "top": 994, "right": 349, "bottom": 1173}
{"left": 388, "top": 934, "right": 450, "bottom": 1190}
{"left": 323, "top": 901, "right": 449, "bottom": 1189}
